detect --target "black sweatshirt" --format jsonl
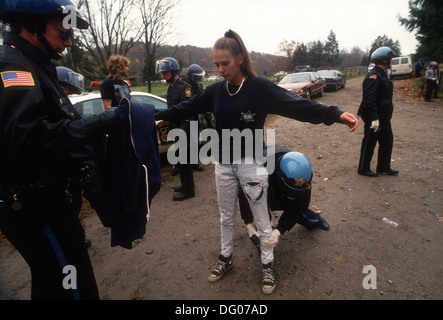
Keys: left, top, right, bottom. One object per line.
{"left": 156, "top": 76, "right": 343, "bottom": 163}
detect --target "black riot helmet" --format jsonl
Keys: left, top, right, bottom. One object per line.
{"left": 371, "top": 47, "right": 396, "bottom": 67}
{"left": 0, "top": 0, "right": 89, "bottom": 60}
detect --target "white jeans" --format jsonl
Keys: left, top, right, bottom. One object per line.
{"left": 215, "top": 161, "right": 274, "bottom": 265}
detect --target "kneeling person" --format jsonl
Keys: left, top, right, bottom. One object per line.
{"left": 239, "top": 147, "right": 329, "bottom": 251}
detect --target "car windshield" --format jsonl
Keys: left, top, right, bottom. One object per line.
{"left": 279, "top": 74, "right": 310, "bottom": 84}
{"left": 317, "top": 71, "right": 336, "bottom": 77}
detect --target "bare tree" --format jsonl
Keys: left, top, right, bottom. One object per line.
{"left": 277, "top": 39, "right": 297, "bottom": 71}
{"left": 76, "top": 0, "right": 144, "bottom": 78}
{"left": 137, "top": 0, "right": 180, "bottom": 92}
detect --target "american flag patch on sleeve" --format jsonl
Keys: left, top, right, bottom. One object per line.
{"left": 1, "top": 71, "right": 35, "bottom": 88}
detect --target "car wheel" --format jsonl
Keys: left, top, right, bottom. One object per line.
{"left": 342, "top": 81, "right": 346, "bottom": 89}
{"left": 306, "top": 89, "right": 311, "bottom": 101}
{"left": 334, "top": 84, "right": 338, "bottom": 91}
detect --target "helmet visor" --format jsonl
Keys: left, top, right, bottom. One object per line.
{"left": 156, "top": 59, "right": 173, "bottom": 74}
{"left": 191, "top": 71, "right": 205, "bottom": 84}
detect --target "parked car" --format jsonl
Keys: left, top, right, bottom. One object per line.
{"left": 391, "top": 56, "right": 413, "bottom": 79}
{"left": 278, "top": 72, "right": 325, "bottom": 100}
{"left": 368, "top": 63, "right": 375, "bottom": 72}
{"left": 316, "top": 70, "right": 346, "bottom": 91}
{"left": 274, "top": 71, "right": 287, "bottom": 77}
{"left": 207, "top": 75, "right": 222, "bottom": 82}
{"left": 68, "top": 91, "right": 173, "bottom": 153}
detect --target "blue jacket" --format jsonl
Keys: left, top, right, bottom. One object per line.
{"left": 104, "top": 98, "right": 161, "bottom": 249}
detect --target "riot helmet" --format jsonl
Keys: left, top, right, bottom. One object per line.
{"left": 371, "top": 47, "right": 395, "bottom": 67}
{"left": 275, "top": 151, "right": 313, "bottom": 199}
{"left": 186, "top": 64, "right": 206, "bottom": 84}
{"left": 0, "top": 0, "right": 89, "bottom": 60}
{"left": 56, "top": 66, "right": 84, "bottom": 95}
{"left": 155, "top": 57, "right": 180, "bottom": 75}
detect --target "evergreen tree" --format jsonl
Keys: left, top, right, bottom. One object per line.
{"left": 324, "top": 30, "right": 341, "bottom": 66}
{"left": 292, "top": 42, "right": 309, "bottom": 67}
{"left": 399, "top": 0, "right": 443, "bottom": 61}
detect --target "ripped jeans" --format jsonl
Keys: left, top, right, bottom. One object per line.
{"left": 215, "top": 161, "right": 273, "bottom": 265}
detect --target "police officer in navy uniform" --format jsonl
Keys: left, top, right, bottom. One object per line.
{"left": 358, "top": 47, "right": 398, "bottom": 177}
{"left": 238, "top": 147, "right": 330, "bottom": 251}
{"left": 185, "top": 64, "right": 207, "bottom": 172}
{"left": 56, "top": 66, "right": 84, "bottom": 95}
{"left": 0, "top": 0, "right": 120, "bottom": 299}
{"left": 156, "top": 57, "right": 195, "bottom": 200}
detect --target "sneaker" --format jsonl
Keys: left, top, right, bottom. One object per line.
{"left": 208, "top": 255, "right": 233, "bottom": 283}
{"left": 262, "top": 262, "right": 276, "bottom": 294}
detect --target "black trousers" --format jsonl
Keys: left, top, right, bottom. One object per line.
{"left": 239, "top": 185, "right": 316, "bottom": 234}
{"left": 178, "top": 121, "right": 195, "bottom": 194}
{"left": 425, "top": 80, "right": 437, "bottom": 101}
{"left": 0, "top": 184, "right": 99, "bottom": 300}
{"left": 358, "top": 119, "right": 394, "bottom": 172}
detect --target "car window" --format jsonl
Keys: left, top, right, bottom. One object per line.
{"left": 131, "top": 94, "right": 167, "bottom": 111}
{"left": 279, "top": 74, "right": 311, "bottom": 84}
{"left": 392, "top": 59, "right": 400, "bottom": 65}
{"left": 400, "top": 58, "right": 409, "bottom": 64}
{"left": 76, "top": 98, "right": 104, "bottom": 116}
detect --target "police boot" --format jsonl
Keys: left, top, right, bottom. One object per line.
{"left": 173, "top": 164, "right": 195, "bottom": 201}
{"left": 171, "top": 165, "right": 180, "bottom": 176}
{"left": 193, "top": 164, "right": 204, "bottom": 171}
{"left": 376, "top": 167, "right": 399, "bottom": 176}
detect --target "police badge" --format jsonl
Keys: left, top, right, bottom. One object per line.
{"left": 240, "top": 110, "right": 255, "bottom": 123}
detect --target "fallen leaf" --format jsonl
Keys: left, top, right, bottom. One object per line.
{"left": 335, "top": 257, "right": 345, "bottom": 264}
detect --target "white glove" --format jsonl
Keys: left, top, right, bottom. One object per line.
{"left": 262, "top": 229, "right": 280, "bottom": 248}
{"left": 370, "top": 120, "right": 379, "bottom": 131}
{"left": 246, "top": 223, "right": 260, "bottom": 239}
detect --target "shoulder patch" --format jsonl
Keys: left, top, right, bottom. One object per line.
{"left": 184, "top": 86, "right": 192, "bottom": 98}
{"left": 369, "top": 74, "right": 378, "bottom": 80}
{"left": 1, "top": 71, "right": 35, "bottom": 88}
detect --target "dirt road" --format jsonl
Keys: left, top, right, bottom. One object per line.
{"left": 1, "top": 77, "right": 442, "bottom": 301}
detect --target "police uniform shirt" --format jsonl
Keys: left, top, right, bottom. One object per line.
{"left": 166, "top": 77, "right": 193, "bottom": 108}
{"left": 360, "top": 65, "right": 394, "bottom": 123}
{"left": 0, "top": 32, "right": 105, "bottom": 184}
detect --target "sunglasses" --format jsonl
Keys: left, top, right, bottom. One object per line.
{"left": 55, "top": 24, "right": 74, "bottom": 41}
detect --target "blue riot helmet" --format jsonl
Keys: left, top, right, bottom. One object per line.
{"left": 275, "top": 151, "right": 313, "bottom": 199}
{"left": 0, "top": 0, "right": 89, "bottom": 60}
{"left": 56, "top": 66, "right": 84, "bottom": 95}
{"left": 186, "top": 64, "right": 206, "bottom": 84}
{"left": 371, "top": 47, "right": 396, "bottom": 66}
{"left": 155, "top": 57, "right": 180, "bottom": 75}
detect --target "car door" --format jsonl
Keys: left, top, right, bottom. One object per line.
{"left": 311, "top": 73, "right": 321, "bottom": 94}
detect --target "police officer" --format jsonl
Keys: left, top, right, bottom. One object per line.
{"left": 185, "top": 64, "right": 208, "bottom": 172}
{"left": 0, "top": 0, "right": 120, "bottom": 299}
{"left": 56, "top": 66, "right": 84, "bottom": 95}
{"left": 424, "top": 61, "right": 439, "bottom": 102}
{"left": 357, "top": 47, "right": 398, "bottom": 177}
{"left": 238, "top": 147, "right": 330, "bottom": 251}
{"left": 156, "top": 57, "right": 195, "bottom": 200}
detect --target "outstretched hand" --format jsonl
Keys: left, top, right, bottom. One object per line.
{"left": 340, "top": 112, "right": 359, "bottom": 132}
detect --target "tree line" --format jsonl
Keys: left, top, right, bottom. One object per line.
{"left": 1, "top": 0, "right": 440, "bottom": 89}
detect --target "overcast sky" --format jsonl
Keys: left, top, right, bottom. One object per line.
{"left": 168, "top": 0, "right": 418, "bottom": 56}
